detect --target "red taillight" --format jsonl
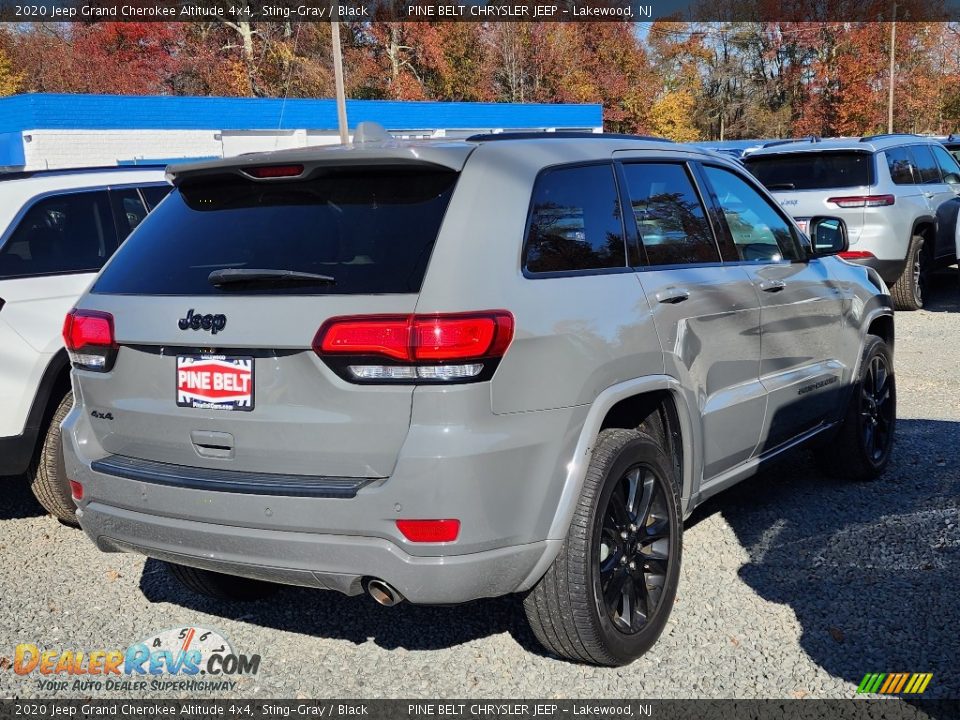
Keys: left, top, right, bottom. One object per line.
{"left": 314, "top": 311, "right": 514, "bottom": 384}
{"left": 63, "top": 309, "right": 115, "bottom": 352}
{"left": 63, "top": 309, "right": 117, "bottom": 372}
{"left": 317, "top": 313, "right": 514, "bottom": 361}
{"left": 69, "top": 480, "right": 83, "bottom": 501}
{"left": 242, "top": 164, "right": 304, "bottom": 179}
{"left": 412, "top": 314, "right": 513, "bottom": 361}
{"left": 827, "top": 195, "right": 895, "bottom": 208}
{"left": 839, "top": 250, "right": 877, "bottom": 260}
{"left": 396, "top": 519, "right": 460, "bottom": 543}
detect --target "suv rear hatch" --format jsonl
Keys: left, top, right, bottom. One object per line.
{"left": 70, "top": 152, "right": 475, "bottom": 479}
{"left": 744, "top": 150, "right": 876, "bottom": 243}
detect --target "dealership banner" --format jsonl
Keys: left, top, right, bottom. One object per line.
{"left": 0, "top": 701, "right": 958, "bottom": 720}
{"left": 1, "top": 0, "right": 957, "bottom": 22}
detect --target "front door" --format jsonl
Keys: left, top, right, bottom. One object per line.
{"left": 698, "top": 163, "right": 846, "bottom": 453}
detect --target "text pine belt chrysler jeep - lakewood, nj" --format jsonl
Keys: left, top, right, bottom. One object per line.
{"left": 61, "top": 131, "right": 896, "bottom": 666}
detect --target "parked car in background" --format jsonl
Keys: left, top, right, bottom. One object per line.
{"left": 744, "top": 134, "right": 960, "bottom": 310}
{"left": 0, "top": 167, "right": 170, "bottom": 523}
{"left": 62, "top": 132, "right": 894, "bottom": 665}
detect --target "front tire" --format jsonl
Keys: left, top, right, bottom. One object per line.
{"left": 815, "top": 335, "right": 895, "bottom": 480}
{"left": 165, "top": 562, "right": 278, "bottom": 601}
{"left": 28, "top": 391, "right": 78, "bottom": 525}
{"left": 890, "top": 235, "right": 928, "bottom": 311}
{"left": 524, "top": 428, "right": 682, "bottom": 666}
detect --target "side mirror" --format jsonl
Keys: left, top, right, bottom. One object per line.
{"left": 944, "top": 172, "right": 960, "bottom": 185}
{"left": 808, "top": 216, "right": 848, "bottom": 257}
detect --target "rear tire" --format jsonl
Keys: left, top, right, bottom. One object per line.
{"left": 890, "top": 235, "right": 928, "bottom": 311}
{"left": 164, "top": 562, "right": 277, "bottom": 601}
{"left": 524, "top": 428, "right": 682, "bottom": 666}
{"left": 28, "top": 391, "right": 77, "bottom": 525}
{"left": 815, "top": 335, "right": 895, "bottom": 481}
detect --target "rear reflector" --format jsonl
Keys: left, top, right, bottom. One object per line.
{"left": 69, "top": 480, "right": 83, "bottom": 501}
{"left": 63, "top": 309, "right": 117, "bottom": 372}
{"left": 242, "top": 164, "right": 304, "bottom": 179}
{"left": 839, "top": 250, "right": 877, "bottom": 260}
{"left": 396, "top": 519, "right": 460, "bottom": 543}
{"left": 827, "top": 195, "right": 895, "bottom": 208}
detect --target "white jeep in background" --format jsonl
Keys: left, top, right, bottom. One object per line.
{"left": 0, "top": 167, "right": 169, "bottom": 522}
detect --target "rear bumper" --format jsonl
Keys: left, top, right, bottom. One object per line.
{"left": 0, "top": 429, "right": 37, "bottom": 476}
{"left": 63, "top": 387, "right": 584, "bottom": 604}
{"left": 78, "top": 502, "right": 554, "bottom": 604}
{"left": 843, "top": 257, "right": 906, "bottom": 284}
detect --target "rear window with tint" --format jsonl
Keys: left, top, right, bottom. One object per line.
{"left": 745, "top": 152, "right": 875, "bottom": 190}
{"left": 93, "top": 167, "right": 457, "bottom": 295}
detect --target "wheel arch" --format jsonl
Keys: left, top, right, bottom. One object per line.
{"left": 25, "top": 349, "right": 72, "bottom": 456}
{"left": 548, "top": 377, "right": 699, "bottom": 541}
{"left": 911, "top": 217, "right": 936, "bottom": 258}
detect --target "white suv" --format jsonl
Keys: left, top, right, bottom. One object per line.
{"left": 0, "top": 167, "right": 169, "bottom": 522}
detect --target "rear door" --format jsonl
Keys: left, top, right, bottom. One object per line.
{"left": 74, "top": 164, "right": 460, "bottom": 478}
{"left": 616, "top": 158, "right": 764, "bottom": 481}
{"left": 698, "top": 163, "right": 847, "bottom": 452}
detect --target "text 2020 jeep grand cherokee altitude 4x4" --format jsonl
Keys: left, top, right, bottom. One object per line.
{"left": 61, "top": 133, "right": 896, "bottom": 665}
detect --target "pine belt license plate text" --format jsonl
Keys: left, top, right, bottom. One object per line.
{"left": 176, "top": 356, "right": 254, "bottom": 411}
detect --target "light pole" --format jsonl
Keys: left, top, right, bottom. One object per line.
{"left": 888, "top": 5, "right": 897, "bottom": 134}
{"left": 331, "top": 7, "right": 349, "bottom": 144}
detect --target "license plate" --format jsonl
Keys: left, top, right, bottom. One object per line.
{"left": 796, "top": 218, "right": 810, "bottom": 235}
{"left": 176, "top": 356, "right": 254, "bottom": 411}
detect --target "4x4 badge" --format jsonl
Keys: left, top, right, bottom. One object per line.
{"left": 178, "top": 309, "right": 227, "bottom": 335}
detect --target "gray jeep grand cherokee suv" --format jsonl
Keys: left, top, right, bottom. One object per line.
{"left": 61, "top": 132, "right": 895, "bottom": 666}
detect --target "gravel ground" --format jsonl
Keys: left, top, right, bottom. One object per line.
{"left": 1, "top": 275, "right": 958, "bottom": 700}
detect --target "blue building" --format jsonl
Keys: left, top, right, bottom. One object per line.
{"left": 0, "top": 93, "right": 605, "bottom": 171}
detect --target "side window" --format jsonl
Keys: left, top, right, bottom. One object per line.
{"left": 140, "top": 185, "right": 171, "bottom": 210}
{"left": 910, "top": 145, "right": 942, "bottom": 184}
{"left": 110, "top": 188, "right": 149, "bottom": 241}
{"left": 885, "top": 147, "right": 917, "bottom": 184}
{"left": 702, "top": 165, "right": 802, "bottom": 262}
{"left": 524, "top": 164, "right": 626, "bottom": 274}
{"left": 0, "top": 191, "right": 117, "bottom": 279}
{"left": 620, "top": 162, "right": 720, "bottom": 266}
{"left": 931, "top": 145, "right": 960, "bottom": 184}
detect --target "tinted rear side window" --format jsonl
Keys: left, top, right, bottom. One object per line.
{"left": 0, "top": 190, "right": 117, "bottom": 279}
{"left": 745, "top": 152, "right": 874, "bottom": 190}
{"left": 523, "top": 164, "right": 626, "bottom": 274}
{"left": 620, "top": 162, "right": 720, "bottom": 266}
{"left": 885, "top": 147, "right": 918, "bottom": 184}
{"left": 910, "top": 145, "right": 942, "bottom": 184}
{"left": 93, "top": 168, "right": 457, "bottom": 296}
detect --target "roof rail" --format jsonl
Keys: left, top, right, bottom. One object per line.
{"left": 466, "top": 131, "right": 673, "bottom": 143}
{"left": 0, "top": 164, "right": 168, "bottom": 182}
{"left": 760, "top": 135, "right": 821, "bottom": 148}
{"left": 859, "top": 133, "right": 924, "bottom": 143}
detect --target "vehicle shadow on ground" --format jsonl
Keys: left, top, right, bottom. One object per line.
{"left": 925, "top": 269, "right": 960, "bottom": 313}
{"left": 139, "top": 557, "right": 539, "bottom": 653}
{"left": 687, "top": 418, "right": 959, "bottom": 699}
{"left": 0, "top": 474, "right": 47, "bottom": 521}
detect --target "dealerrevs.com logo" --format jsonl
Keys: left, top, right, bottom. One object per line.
{"left": 12, "top": 626, "right": 260, "bottom": 693}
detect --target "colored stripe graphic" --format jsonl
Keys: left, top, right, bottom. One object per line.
{"left": 857, "top": 673, "right": 932, "bottom": 694}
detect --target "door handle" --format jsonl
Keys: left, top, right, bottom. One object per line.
{"left": 760, "top": 280, "right": 786, "bottom": 293}
{"left": 923, "top": 192, "right": 935, "bottom": 199}
{"left": 656, "top": 287, "right": 690, "bottom": 304}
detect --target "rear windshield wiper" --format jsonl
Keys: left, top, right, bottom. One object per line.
{"left": 208, "top": 268, "right": 336, "bottom": 288}
{"left": 764, "top": 183, "right": 797, "bottom": 190}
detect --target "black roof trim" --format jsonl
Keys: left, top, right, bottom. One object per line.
{"left": 0, "top": 165, "right": 167, "bottom": 182}
{"left": 466, "top": 131, "right": 674, "bottom": 143}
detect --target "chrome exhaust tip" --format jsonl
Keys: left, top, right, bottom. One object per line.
{"left": 366, "top": 578, "right": 404, "bottom": 607}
